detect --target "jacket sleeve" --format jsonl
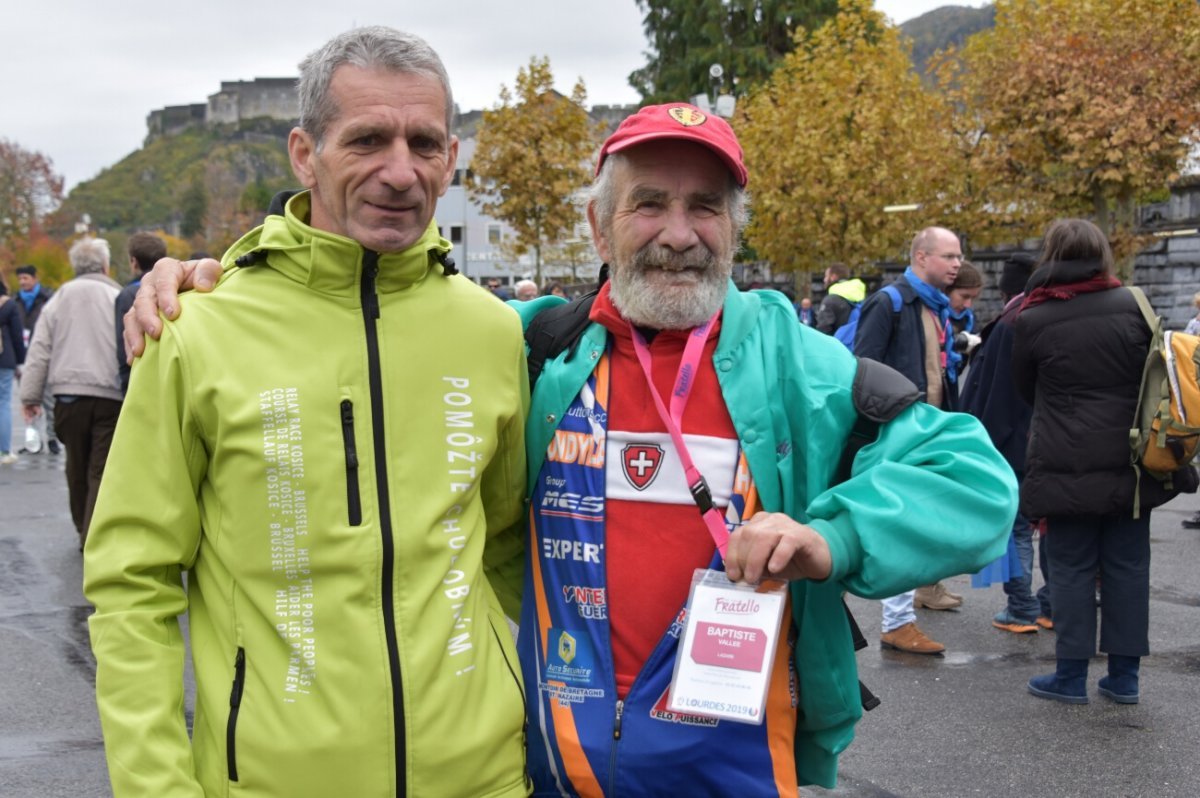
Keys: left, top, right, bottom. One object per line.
{"left": 808, "top": 400, "right": 1018, "bottom": 599}
{"left": 83, "top": 325, "right": 208, "bottom": 797}
{"left": 481, "top": 326, "right": 530, "bottom": 621}
{"left": 851, "top": 291, "right": 891, "bottom": 360}
{"left": 4, "top": 303, "right": 27, "bottom": 364}
{"left": 814, "top": 296, "right": 841, "bottom": 334}
{"left": 17, "top": 294, "right": 57, "bottom": 405}
{"left": 1011, "top": 314, "right": 1038, "bottom": 405}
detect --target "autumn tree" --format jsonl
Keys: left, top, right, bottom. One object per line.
{"left": 0, "top": 139, "right": 64, "bottom": 270}
{"left": 630, "top": 0, "right": 838, "bottom": 103}
{"left": 468, "top": 57, "right": 599, "bottom": 284}
{"left": 738, "top": 0, "right": 954, "bottom": 279}
{"left": 934, "top": 0, "right": 1200, "bottom": 270}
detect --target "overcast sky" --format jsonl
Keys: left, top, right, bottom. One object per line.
{"left": 2, "top": 1, "right": 986, "bottom": 191}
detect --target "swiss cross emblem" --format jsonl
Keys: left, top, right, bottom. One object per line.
{"left": 622, "top": 444, "right": 664, "bottom": 491}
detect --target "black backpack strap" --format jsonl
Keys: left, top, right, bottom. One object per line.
{"left": 525, "top": 290, "right": 600, "bottom": 391}
{"left": 525, "top": 266, "right": 608, "bottom": 391}
{"left": 835, "top": 357, "right": 920, "bottom": 711}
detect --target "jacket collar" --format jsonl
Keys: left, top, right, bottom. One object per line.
{"left": 225, "top": 190, "right": 453, "bottom": 297}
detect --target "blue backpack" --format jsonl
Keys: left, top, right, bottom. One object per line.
{"left": 833, "top": 284, "right": 902, "bottom": 350}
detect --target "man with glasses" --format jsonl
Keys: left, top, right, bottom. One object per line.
{"left": 854, "top": 226, "right": 970, "bottom": 654}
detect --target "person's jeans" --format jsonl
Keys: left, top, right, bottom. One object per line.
{"left": 881, "top": 590, "right": 916, "bottom": 633}
{"left": 1037, "top": 528, "right": 1053, "bottom": 619}
{"left": 1003, "top": 512, "right": 1040, "bottom": 620}
{"left": 0, "top": 368, "right": 13, "bottom": 452}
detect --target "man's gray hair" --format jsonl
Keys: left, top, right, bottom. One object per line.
{"left": 298, "top": 26, "right": 454, "bottom": 147}
{"left": 69, "top": 237, "right": 111, "bottom": 276}
{"left": 586, "top": 152, "right": 750, "bottom": 243}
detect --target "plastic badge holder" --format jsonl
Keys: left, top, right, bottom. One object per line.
{"left": 667, "top": 568, "right": 788, "bottom": 725}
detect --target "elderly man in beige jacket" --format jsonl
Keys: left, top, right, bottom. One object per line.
{"left": 20, "top": 237, "right": 122, "bottom": 548}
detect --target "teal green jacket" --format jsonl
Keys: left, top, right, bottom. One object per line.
{"left": 85, "top": 192, "right": 530, "bottom": 798}
{"left": 514, "top": 283, "right": 1016, "bottom": 787}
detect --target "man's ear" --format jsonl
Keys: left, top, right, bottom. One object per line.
{"left": 437, "top": 135, "right": 460, "bottom": 197}
{"left": 587, "top": 201, "right": 612, "bottom": 263}
{"left": 288, "top": 127, "right": 319, "bottom": 188}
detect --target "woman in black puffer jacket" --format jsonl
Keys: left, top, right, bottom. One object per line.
{"left": 1013, "top": 218, "right": 1177, "bottom": 706}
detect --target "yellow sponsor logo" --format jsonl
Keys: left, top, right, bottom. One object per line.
{"left": 668, "top": 106, "right": 707, "bottom": 127}
{"left": 558, "top": 631, "right": 577, "bottom": 664}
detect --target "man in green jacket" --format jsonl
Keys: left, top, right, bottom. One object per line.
{"left": 86, "top": 27, "right": 529, "bottom": 798}
{"left": 127, "top": 104, "right": 1018, "bottom": 793}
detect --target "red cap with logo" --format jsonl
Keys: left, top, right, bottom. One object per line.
{"left": 596, "top": 103, "right": 748, "bottom": 188}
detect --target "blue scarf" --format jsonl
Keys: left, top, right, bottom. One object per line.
{"left": 903, "top": 267, "right": 962, "bottom": 385}
{"left": 949, "top": 306, "right": 975, "bottom": 333}
{"left": 18, "top": 285, "right": 39, "bottom": 312}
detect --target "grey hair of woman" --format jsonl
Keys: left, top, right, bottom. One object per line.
{"left": 297, "top": 26, "right": 454, "bottom": 149}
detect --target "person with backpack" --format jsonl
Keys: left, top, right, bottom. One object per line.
{"left": 815, "top": 262, "right": 866, "bottom": 336}
{"left": 853, "top": 226, "right": 971, "bottom": 653}
{"left": 1013, "top": 218, "right": 1184, "bottom": 705}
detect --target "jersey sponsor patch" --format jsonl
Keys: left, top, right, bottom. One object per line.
{"left": 606, "top": 430, "right": 738, "bottom": 506}
{"left": 562, "top": 584, "right": 608, "bottom": 620}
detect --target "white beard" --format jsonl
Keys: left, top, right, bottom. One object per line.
{"left": 608, "top": 244, "right": 732, "bottom": 330}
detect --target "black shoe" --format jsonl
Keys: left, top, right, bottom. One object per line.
{"left": 1183, "top": 512, "right": 1200, "bottom": 529}
{"left": 47, "top": 440, "right": 60, "bottom": 455}
{"left": 16, "top": 447, "right": 38, "bottom": 455}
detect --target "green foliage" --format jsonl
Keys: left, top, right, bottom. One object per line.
{"left": 629, "top": 0, "right": 838, "bottom": 103}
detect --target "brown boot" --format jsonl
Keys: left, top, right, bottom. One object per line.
{"left": 914, "top": 582, "right": 963, "bottom": 611}
{"left": 880, "top": 622, "right": 945, "bottom": 655}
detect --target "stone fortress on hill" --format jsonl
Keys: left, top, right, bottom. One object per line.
{"left": 145, "top": 78, "right": 299, "bottom": 142}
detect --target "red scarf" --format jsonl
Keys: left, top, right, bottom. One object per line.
{"left": 1020, "top": 275, "right": 1122, "bottom": 311}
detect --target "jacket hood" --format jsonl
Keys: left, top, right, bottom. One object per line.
{"left": 828, "top": 278, "right": 867, "bottom": 303}
{"left": 1025, "top": 259, "right": 1106, "bottom": 292}
{"left": 222, "top": 190, "right": 453, "bottom": 297}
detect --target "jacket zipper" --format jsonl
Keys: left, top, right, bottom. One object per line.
{"left": 226, "top": 647, "right": 246, "bottom": 782}
{"left": 339, "top": 399, "right": 362, "bottom": 526}
{"left": 361, "top": 251, "right": 406, "bottom": 794}
{"left": 489, "top": 617, "right": 532, "bottom": 791}
{"left": 608, "top": 698, "right": 625, "bottom": 793}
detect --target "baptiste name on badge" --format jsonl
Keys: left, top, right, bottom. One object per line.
{"left": 667, "top": 569, "right": 787, "bottom": 725}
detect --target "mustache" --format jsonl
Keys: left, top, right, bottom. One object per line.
{"left": 630, "top": 244, "right": 717, "bottom": 273}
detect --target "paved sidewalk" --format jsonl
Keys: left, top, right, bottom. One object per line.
{"left": 2, "top": 387, "right": 1199, "bottom": 796}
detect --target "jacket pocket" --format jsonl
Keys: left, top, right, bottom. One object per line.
{"left": 340, "top": 399, "right": 362, "bottom": 526}
{"left": 488, "top": 611, "right": 530, "bottom": 789}
{"left": 227, "top": 647, "right": 246, "bottom": 782}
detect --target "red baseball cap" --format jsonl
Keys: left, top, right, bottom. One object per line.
{"left": 596, "top": 103, "right": 748, "bottom": 188}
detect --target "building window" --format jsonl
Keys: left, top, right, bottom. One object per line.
{"left": 450, "top": 226, "right": 463, "bottom": 244}
{"left": 488, "top": 224, "right": 502, "bottom": 245}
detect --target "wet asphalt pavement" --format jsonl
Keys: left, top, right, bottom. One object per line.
{"left": 1, "top": 393, "right": 1198, "bottom": 797}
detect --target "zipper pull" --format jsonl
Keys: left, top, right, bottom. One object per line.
{"left": 613, "top": 699, "right": 624, "bottom": 741}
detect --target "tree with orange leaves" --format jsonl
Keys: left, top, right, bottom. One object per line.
{"left": 0, "top": 139, "right": 64, "bottom": 272}
{"left": 933, "top": 0, "right": 1200, "bottom": 269}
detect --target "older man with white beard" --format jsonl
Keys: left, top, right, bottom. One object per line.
{"left": 124, "top": 103, "right": 1016, "bottom": 794}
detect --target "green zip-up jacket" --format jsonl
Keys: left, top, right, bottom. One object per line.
{"left": 514, "top": 284, "right": 1017, "bottom": 787}
{"left": 85, "top": 192, "right": 530, "bottom": 798}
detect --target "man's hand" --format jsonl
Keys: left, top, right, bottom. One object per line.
{"left": 122, "top": 257, "right": 222, "bottom": 362}
{"left": 724, "top": 512, "right": 832, "bottom": 584}
{"left": 22, "top": 404, "right": 41, "bottom": 423}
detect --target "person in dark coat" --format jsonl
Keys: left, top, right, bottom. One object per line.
{"left": 961, "top": 254, "right": 1047, "bottom": 633}
{"left": 1013, "top": 218, "right": 1183, "bottom": 705}
{"left": 0, "top": 281, "right": 28, "bottom": 462}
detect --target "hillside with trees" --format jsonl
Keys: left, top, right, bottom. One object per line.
{"left": 52, "top": 118, "right": 296, "bottom": 256}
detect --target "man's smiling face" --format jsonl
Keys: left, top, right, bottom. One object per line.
{"left": 288, "top": 64, "right": 458, "bottom": 252}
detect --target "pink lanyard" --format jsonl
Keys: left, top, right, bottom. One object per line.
{"left": 629, "top": 313, "right": 730, "bottom": 557}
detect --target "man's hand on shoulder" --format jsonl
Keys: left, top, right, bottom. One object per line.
{"left": 122, "top": 257, "right": 222, "bottom": 362}
{"left": 725, "top": 512, "right": 832, "bottom": 584}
